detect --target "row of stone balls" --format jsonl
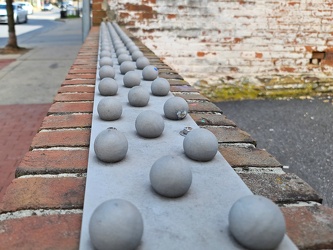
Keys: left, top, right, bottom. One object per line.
{"left": 88, "top": 23, "right": 287, "bottom": 250}
{"left": 99, "top": 22, "right": 151, "bottom": 70}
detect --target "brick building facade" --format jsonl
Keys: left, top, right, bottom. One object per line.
{"left": 93, "top": 0, "right": 333, "bottom": 100}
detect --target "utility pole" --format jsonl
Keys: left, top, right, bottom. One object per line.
{"left": 82, "top": 0, "right": 91, "bottom": 42}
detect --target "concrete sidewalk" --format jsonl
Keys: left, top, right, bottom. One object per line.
{"left": 0, "top": 18, "right": 83, "bottom": 201}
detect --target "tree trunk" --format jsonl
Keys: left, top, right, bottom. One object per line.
{"left": 5, "top": 0, "right": 19, "bottom": 49}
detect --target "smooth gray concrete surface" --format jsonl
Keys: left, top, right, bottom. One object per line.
{"left": 215, "top": 98, "right": 333, "bottom": 207}
{"left": 0, "top": 15, "right": 82, "bottom": 105}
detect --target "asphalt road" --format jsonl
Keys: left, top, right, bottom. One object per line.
{"left": 0, "top": 9, "right": 65, "bottom": 47}
{"left": 215, "top": 98, "right": 333, "bottom": 207}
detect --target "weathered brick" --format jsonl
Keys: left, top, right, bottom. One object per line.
{"left": 125, "top": 3, "right": 152, "bottom": 12}
{"left": 58, "top": 85, "right": 95, "bottom": 93}
{"left": 155, "top": 65, "right": 174, "bottom": 70}
{"left": 16, "top": 149, "right": 89, "bottom": 177}
{"left": 54, "top": 93, "right": 95, "bottom": 102}
{"left": 159, "top": 72, "right": 184, "bottom": 80}
{"left": 41, "top": 114, "right": 92, "bottom": 129}
{"left": 48, "top": 102, "right": 93, "bottom": 114}
{"left": 171, "top": 85, "right": 198, "bottom": 92}
{"left": 0, "top": 213, "right": 81, "bottom": 250}
{"left": 188, "top": 101, "right": 221, "bottom": 113}
{"left": 0, "top": 177, "right": 85, "bottom": 212}
{"left": 68, "top": 68, "right": 96, "bottom": 74}
{"left": 238, "top": 172, "right": 322, "bottom": 204}
{"left": 168, "top": 79, "right": 190, "bottom": 86}
{"left": 206, "top": 126, "right": 256, "bottom": 145}
{"left": 62, "top": 79, "right": 96, "bottom": 85}
{"left": 174, "top": 92, "right": 209, "bottom": 101}
{"left": 190, "top": 113, "right": 236, "bottom": 127}
{"left": 219, "top": 146, "right": 281, "bottom": 168}
{"left": 31, "top": 129, "right": 90, "bottom": 149}
{"left": 66, "top": 73, "right": 96, "bottom": 80}
{"left": 281, "top": 205, "right": 333, "bottom": 249}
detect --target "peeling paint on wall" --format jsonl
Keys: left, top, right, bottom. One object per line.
{"left": 106, "top": 0, "right": 333, "bottom": 99}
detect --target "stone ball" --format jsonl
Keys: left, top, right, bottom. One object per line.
{"left": 114, "top": 43, "right": 124, "bottom": 51}
{"left": 98, "top": 78, "right": 118, "bottom": 96}
{"left": 118, "top": 54, "right": 132, "bottom": 65}
{"left": 128, "top": 86, "right": 150, "bottom": 107}
{"left": 229, "top": 195, "right": 286, "bottom": 250}
{"left": 128, "top": 45, "right": 140, "bottom": 54}
{"left": 151, "top": 78, "right": 170, "bottom": 96}
{"left": 142, "top": 65, "right": 158, "bottom": 81}
{"left": 150, "top": 155, "right": 192, "bottom": 198}
{"left": 135, "top": 110, "right": 164, "bottom": 138}
{"left": 120, "top": 61, "right": 136, "bottom": 75}
{"left": 116, "top": 47, "right": 129, "bottom": 57}
{"left": 123, "top": 71, "right": 141, "bottom": 88}
{"left": 126, "top": 41, "right": 136, "bottom": 48}
{"left": 183, "top": 128, "right": 218, "bottom": 162}
{"left": 163, "top": 96, "right": 189, "bottom": 120}
{"left": 99, "top": 65, "right": 115, "bottom": 79}
{"left": 131, "top": 51, "right": 144, "bottom": 61}
{"left": 121, "top": 36, "right": 130, "bottom": 43}
{"left": 97, "top": 97, "right": 122, "bottom": 121}
{"left": 94, "top": 127, "right": 128, "bottom": 163}
{"left": 89, "top": 199, "right": 144, "bottom": 250}
{"left": 136, "top": 57, "right": 150, "bottom": 70}
{"left": 100, "top": 50, "right": 112, "bottom": 58}
{"left": 101, "top": 44, "right": 112, "bottom": 52}
{"left": 100, "top": 57, "right": 114, "bottom": 67}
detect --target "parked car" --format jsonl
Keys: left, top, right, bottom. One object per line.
{"left": 17, "top": 2, "right": 34, "bottom": 15}
{"left": 0, "top": 3, "right": 28, "bottom": 24}
{"left": 42, "top": 3, "right": 53, "bottom": 11}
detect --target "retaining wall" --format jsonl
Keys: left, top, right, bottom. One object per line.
{"left": 95, "top": 0, "right": 333, "bottom": 100}
{"left": 0, "top": 25, "right": 333, "bottom": 249}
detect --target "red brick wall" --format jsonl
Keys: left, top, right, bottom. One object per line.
{"left": 1, "top": 24, "right": 333, "bottom": 249}
{"left": 92, "top": 0, "right": 107, "bottom": 26}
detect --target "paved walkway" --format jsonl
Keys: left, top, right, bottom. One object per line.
{"left": 0, "top": 17, "right": 82, "bottom": 201}
{"left": 216, "top": 98, "right": 333, "bottom": 207}
{"left": 0, "top": 104, "right": 51, "bottom": 200}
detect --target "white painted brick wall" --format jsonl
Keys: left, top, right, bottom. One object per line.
{"left": 111, "top": 0, "right": 333, "bottom": 86}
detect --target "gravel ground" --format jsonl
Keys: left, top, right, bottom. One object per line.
{"left": 215, "top": 97, "right": 333, "bottom": 207}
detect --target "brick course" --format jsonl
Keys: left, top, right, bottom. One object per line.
{"left": 0, "top": 24, "right": 332, "bottom": 250}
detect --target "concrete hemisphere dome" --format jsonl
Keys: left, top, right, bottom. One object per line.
{"left": 150, "top": 155, "right": 192, "bottom": 198}
{"left": 117, "top": 54, "right": 132, "bottom": 65}
{"left": 128, "top": 86, "right": 150, "bottom": 107}
{"left": 99, "top": 65, "right": 115, "bottom": 79}
{"left": 163, "top": 96, "right": 189, "bottom": 120}
{"left": 183, "top": 128, "right": 218, "bottom": 162}
{"left": 116, "top": 47, "right": 129, "bottom": 57}
{"left": 98, "top": 78, "right": 118, "bottom": 96}
{"left": 99, "top": 57, "right": 114, "bottom": 67}
{"left": 135, "top": 110, "right": 164, "bottom": 138}
{"left": 97, "top": 97, "right": 122, "bottom": 121}
{"left": 120, "top": 61, "right": 136, "bottom": 75}
{"left": 123, "top": 71, "right": 141, "bottom": 88}
{"left": 94, "top": 127, "right": 128, "bottom": 163}
{"left": 100, "top": 50, "right": 112, "bottom": 58}
{"left": 228, "top": 195, "right": 286, "bottom": 250}
{"left": 142, "top": 65, "right": 159, "bottom": 81}
{"left": 131, "top": 50, "right": 144, "bottom": 61}
{"left": 136, "top": 57, "right": 150, "bottom": 70}
{"left": 89, "top": 199, "right": 144, "bottom": 250}
{"left": 151, "top": 77, "right": 170, "bottom": 96}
